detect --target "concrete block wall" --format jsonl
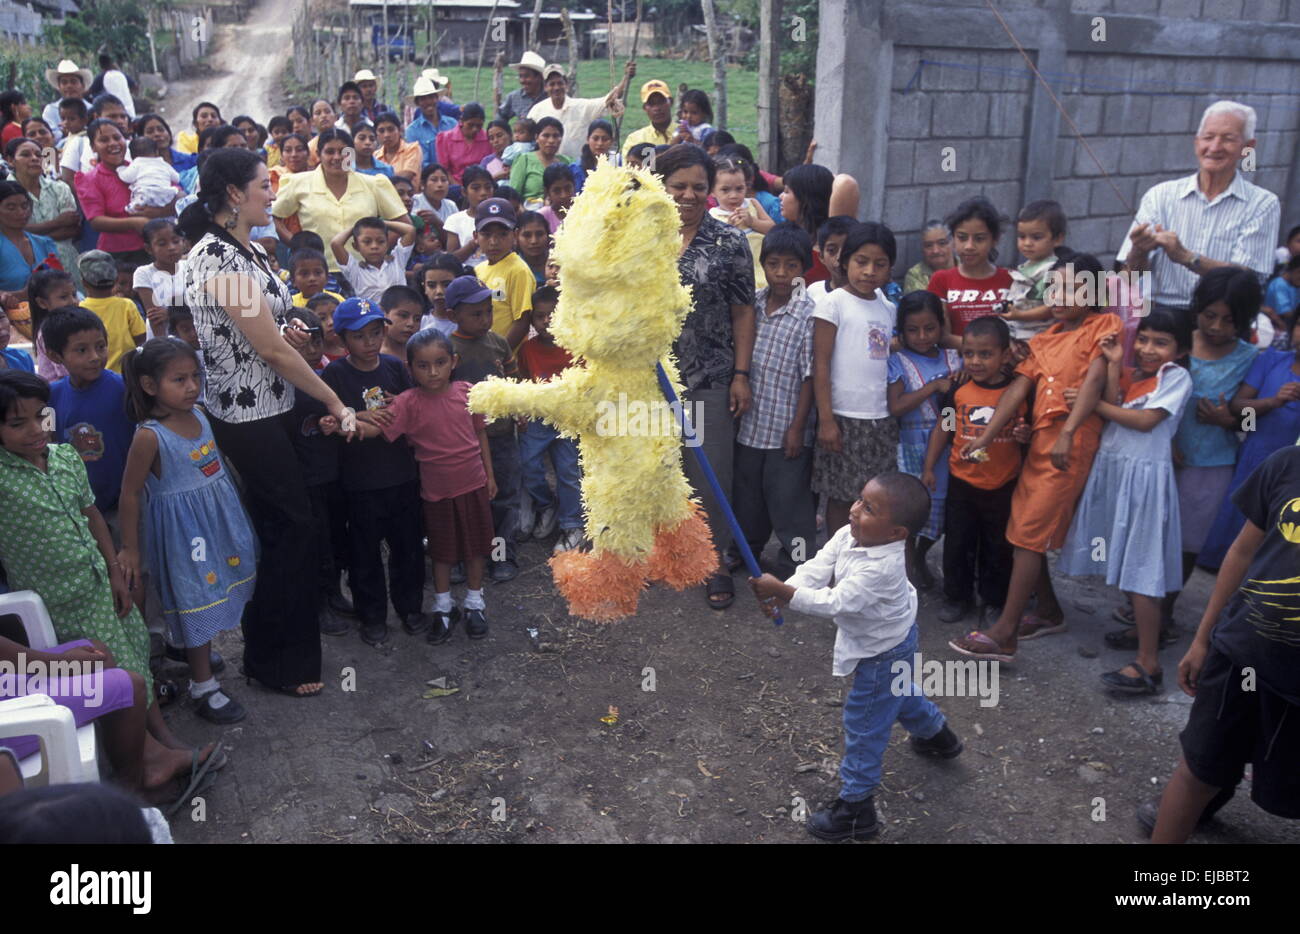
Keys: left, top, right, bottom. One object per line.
{"left": 816, "top": 0, "right": 1300, "bottom": 277}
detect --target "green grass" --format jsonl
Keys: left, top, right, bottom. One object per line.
{"left": 382, "top": 57, "right": 759, "bottom": 153}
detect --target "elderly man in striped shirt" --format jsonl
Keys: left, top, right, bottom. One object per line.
{"left": 1117, "top": 100, "right": 1280, "bottom": 315}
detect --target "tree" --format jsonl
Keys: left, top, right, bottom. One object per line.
{"left": 725, "top": 0, "right": 817, "bottom": 79}
{"left": 48, "top": 0, "right": 155, "bottom": 69}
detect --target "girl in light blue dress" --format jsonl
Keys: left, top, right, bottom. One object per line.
{"left": 117, "top": 338, "right": 258, "bottom": 725}
{"left": 1058, "top": 310, "right": 1192, "bottom": 696}
{"left": 886, "top": 292, "right": 961, "bottom": 587}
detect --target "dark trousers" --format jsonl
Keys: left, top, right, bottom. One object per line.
{"left": 208, "top": 410, "right": 320, "bottom": 687}
{"left": 731, "top": 442, "right": 816, "bottom": 576}
{"left": 488, "top": 429, "right": 520, "bottom": 563}
{"left": 681, "top": 387, "right": 736, "bottom": 556}
{"left": 307, "top": 481, "right": 349, "bottom": 599}
{"left": 943, "top": 474, "right": 1015, "bottom": 608}
{"left": 346, "top": 480, "right": 425, "bottom": 626}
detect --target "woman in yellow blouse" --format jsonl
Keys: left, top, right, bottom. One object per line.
{"left": 175, "top": 101, "right": 223, "bottom": 154}
{"left": 270, "top": 128, "right": 411, "bottom": 272}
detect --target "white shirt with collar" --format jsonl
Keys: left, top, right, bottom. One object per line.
{"left": 1116, "top": 170, "right": 1280, "bottom": 307}
{"left": 786, "top": 529, "right": 916, "bottom": 677}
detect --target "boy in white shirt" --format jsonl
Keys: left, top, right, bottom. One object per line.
{"left": 116, "top": 137, "right": 180, "bottom": 212}
{"left": 329, "top": 216, "right": 416, "bottom": 304}
{"left": 751, "top": 471, "right": 964, "bottom": 841}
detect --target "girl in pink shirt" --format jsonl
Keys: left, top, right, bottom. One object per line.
{"left": 350, "top": 329, "right": 496, "bottom": 642}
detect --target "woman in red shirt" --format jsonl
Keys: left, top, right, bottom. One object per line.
{"left": 74, "top": 119, "right": 175, "bottom": 264}
{"left": 927, "top": 197, "right": 1013, "bottom": 337}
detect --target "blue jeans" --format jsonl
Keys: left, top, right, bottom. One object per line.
{"left": 488, "top": 429, "right": 520, "bottom": 562}
{"left": 839, "top": 624, "right": 946, "bottom": 802}
{"left": 518, "top": 420, "right": 583, "bottom": 530}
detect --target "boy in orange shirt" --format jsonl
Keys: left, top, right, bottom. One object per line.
{"left": 949, "top": 254, "right": 1121, "bottom": 663}
{"left": 922, "top": 316, "right": 1027, "bottom": 627}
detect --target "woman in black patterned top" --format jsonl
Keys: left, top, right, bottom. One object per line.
{"left": 180, "top": 148, "right": 354, "bottom": 697}
{"left": 654, "top": 144, "right": 756, "bottom": 610}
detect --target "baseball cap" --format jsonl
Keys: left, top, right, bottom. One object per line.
{"left": 640, "top": 79, "right": 671, "bottom": 103}
{"left": 474, "top": 197, "right": 517, "bottom": 231}
{"left": 445, "top": 275, "right": 493, "bottom": 310}
{"left": 331, "top": 297, "right": 390, "bottom": 333}
{"left": 542, "top": 63, "right": 567, "bottom": 82}
{"left": 79, "top": 250, "right": 117, "bottom": 288}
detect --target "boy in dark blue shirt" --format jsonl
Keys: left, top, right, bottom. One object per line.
{"left": 321, "top": 298, "right": 427, "bottom": 646}
{"left": 43, "top": 307, "right": 133, "bottom": 515}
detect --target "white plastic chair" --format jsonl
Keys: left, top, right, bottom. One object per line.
{"left": 0, "top": 590, "right": 102, "bottom": 785}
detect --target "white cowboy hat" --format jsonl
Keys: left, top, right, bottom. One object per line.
{"left": 411, "top": 76, "right": 441, "bottom": 99}
{"left": 353, "top": 69, "right": 382, "bottom": 90}
{"left": 45, "top": 59, "right": 93, "bottom": 92}
{"left": 508, "top": 51, "right": 547, "bottom": 76}
{"left": 420, "top": 69, "right": 449, "bottom": 91}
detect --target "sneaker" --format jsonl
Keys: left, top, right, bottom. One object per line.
{"left": 360, "top": 620, "right": 389, "bottom": 646}
{"left": 937, "top": 599, "right": 972, "bottom": 624}
{"left": 910, "top": 724, "right": 964, "bottom": 759}
{"left": 402, "top": 611, "right": 432, "bottom": 635}
{"left": 533, "top": 505, "right": 558, "bottom": 540}
{"left": 464, "top": 607, "right": 488, "bottom": 639}
{"left": 806, "top": 796, "right": 879, "bottom": 841}
{"left": 552, "top": 527, "right": 586, "bottom": 555}
{"left": 164, "top": 644, "right": 226, "bottom": 675}
{"left": 427, "top": 607, "right": 462, "bottom": 644}
{"left": 489, "top": 559, "right": 519, "bottom": 583}
{"left": 319, "top": 609, "right": 351, "bottom": 636}
{"left": 449, "top": 562, "right": 466, "bottom": 585}
{"left": 193, "top": 688, "right": 247, "bottom": 725}
{"left": 517, "top": 496, "right": 535, "bottom": 543}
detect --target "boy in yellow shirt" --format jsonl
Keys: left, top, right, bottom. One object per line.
{"left": 77, "top": 251, "right": 145, "bottom": 373}
{"left": 471, "top": 198, "right": 534, "bottom": 349}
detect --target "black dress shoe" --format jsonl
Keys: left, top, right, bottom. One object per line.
{"left": 464, "top": 607, "right": 488, "bottom": 639}
{"left": 909, "top": 724, "right": 964, "bottom": 759}
{"left": 164, "top": 644, "right": 226, "bottom": 675}
{"left": 807, "top": 796, "right": 879, "bottom": 841}
{"left": 402, "top": 611, "right": 432, "bottom": 635}
{"left": 427, "top": 608, "right": 462, "bottom": 645}
{"left": 489, "top": 559, "right": 519, "bottom": 583}
{"left": 360, "top": 621, "right": 389, "bottom": 646}
{"left": 326, "top": 587, "right": 357, "bottom": 618}
{"left": 319, "top": 610, "right": 351, "bottom": 636}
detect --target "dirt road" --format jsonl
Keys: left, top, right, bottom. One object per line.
{"left": 159, "top": 0, "right": 290, "bottom": 129}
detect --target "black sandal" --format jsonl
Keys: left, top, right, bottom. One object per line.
{"left": 1100, "top": 662, "right": 1163, "bottom": 695}
{"left": 705, "top": 573, "right": 735, "bottom": 610}
{"left": 1104, "top": 625, "right": 1178, "bottom": 650}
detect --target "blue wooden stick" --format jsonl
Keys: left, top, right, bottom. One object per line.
{"left": 656, "top": 363, "right": 782, "bottom": 625}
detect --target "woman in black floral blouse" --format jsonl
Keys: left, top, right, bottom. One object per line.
{"left": 180, "top": 148, "right": 354, "bottom": 697}
{"left": 655, "top": 144, "right": 756, "bottom": 609}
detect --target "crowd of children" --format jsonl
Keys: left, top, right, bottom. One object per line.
{"left": 1, "top": 68, "right": 1298, "bottom": 844}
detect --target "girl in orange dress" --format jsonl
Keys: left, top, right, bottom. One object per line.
{"left": 949, "top": 253, "right": 1121, "bottom": 662}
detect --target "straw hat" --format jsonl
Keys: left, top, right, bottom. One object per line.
{"left": 508, "top": 51, "right": 547, "bottom": 76}
{"left": 45, "top": 59, "right": 93, "bottom": 92}
{"left": 353, "top": 69, "right": 382, "bottom": 91}
{"left": 411, "top": 76, "right": 440, "bottom": 99}
{"left": 420, "top": 68, "right": 449, "bottom": 91}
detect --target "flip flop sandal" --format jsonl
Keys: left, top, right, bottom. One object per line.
{"left": 723, "top": 553, "right": 745, "bottom": 573}
{"left": 244, "top": 674, "right": 324, "bottom": 698}
{"left": 948, "top": 631, "right": 1015, "bottom": 664}
{"left": 1017, "top": 613, "right": 1067, "bottom": 640}
{"left": 1112, "top": 606, "right": 1135, "bottom": 626}
{"left": 1100, "top": 663, "right": 1163, "bottom": 695}
{"left": 1103, "top": 626, "right": 1179, "bottom": 651}
{"left": 165, "top": 740, "right": 226, "bottom": 818}
{"left": 705, "top": 573, "right": 735, "bottom": 610}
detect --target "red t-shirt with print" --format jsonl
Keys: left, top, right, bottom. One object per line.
{"left": 928, "top": 266, "right": 1013, "bottom": 336}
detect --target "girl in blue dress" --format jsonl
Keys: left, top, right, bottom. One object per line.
{"left": 1058, "top": 310, "right": 1192, "bottom": 695}
{"left": 1198, "top": 314, "right": 1300, "bottom": 569}
{"left": 886, "top": 291, "right": 961, "bottom": 588}
{"left": 117, "top": 338, "right": 258, "bottom": 725}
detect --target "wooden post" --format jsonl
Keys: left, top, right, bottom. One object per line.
{"left": 560, "top": 8, "right": 578, "bottom": 96}
{"left": 528, "top": 0, "right": 543, "bottom": 51}
{"left": 493, "top": 51, "right": 505, "bottom": 116}
{"left": 381, "top": 0, "right": 389, "bottom": 95}
{"left": 757, "top": 0, "right": 781, "bottom": 170}
{"left": 700, "top": 0, "right": 727, "bottom": 130}
{"left": 474, "top": 0, "right": 502, "bottom": 100}
{"left": 614, "top": 0, "right": 643, "bottom": 147}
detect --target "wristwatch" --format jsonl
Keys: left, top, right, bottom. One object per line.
{"left": 1188, "top": 252, "right": 1202, "bottom": 271}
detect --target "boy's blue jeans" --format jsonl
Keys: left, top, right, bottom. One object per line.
{"left": 518, "top": 420, "right": 583, "bottom": 530}
{"left": 839, "top": 623, "right": 946, "bottom": 802}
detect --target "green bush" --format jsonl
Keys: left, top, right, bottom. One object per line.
{"left": 0, "top": 40, "right": 70, "bottom": 107}
{"left": 45, "top": 0, "right": 154, "bottom": 69}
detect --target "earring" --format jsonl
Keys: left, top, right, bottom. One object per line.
{"left": 224, "top": 203, "right": 240, "bottom": 230}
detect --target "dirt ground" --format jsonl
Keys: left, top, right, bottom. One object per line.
{"left": 164, "top": 530, "right": 1299, "bottom": 845}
